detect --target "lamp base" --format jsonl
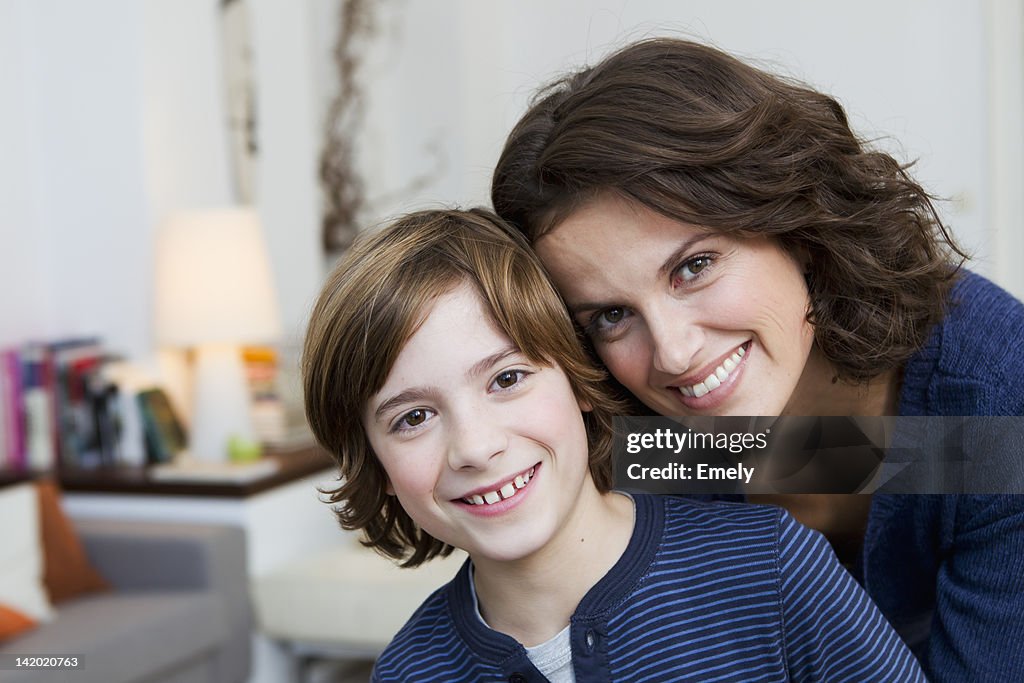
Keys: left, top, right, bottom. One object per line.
{"left": 189, "top": 344, "right": 254, "bottom": 462}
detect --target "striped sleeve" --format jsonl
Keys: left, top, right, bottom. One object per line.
{"left": 776, "top": 510, "right": 927, "bottom": 682}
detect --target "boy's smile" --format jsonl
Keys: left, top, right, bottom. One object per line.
{"left": 364, "top": 283, "right": 599, "bottom": 565}
{"left": 457, "top": 464, "right": 537, "bottom": 515}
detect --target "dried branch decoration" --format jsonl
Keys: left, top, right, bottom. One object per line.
{"left": 320, "top": 0, "right": 377, "bottom": 253}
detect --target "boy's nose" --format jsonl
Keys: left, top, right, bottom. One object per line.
{"left": 446, "top": 410, "right": 508, "bottom": 470}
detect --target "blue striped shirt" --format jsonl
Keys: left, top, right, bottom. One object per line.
{"left": 372, "top": 495, "right": 925, "bottom": 682}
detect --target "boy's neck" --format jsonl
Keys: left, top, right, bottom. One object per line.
{"left": 470, "top": 487, "right": 635, "bottom": 647}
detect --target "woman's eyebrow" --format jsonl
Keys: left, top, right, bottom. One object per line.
{"left": 657, "top": 234, "right": 716, "bottom": 278}
{"left": 566, "top": 234, "right": 717, "bottom": 317}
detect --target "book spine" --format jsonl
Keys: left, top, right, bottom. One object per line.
{"left": 21, "top": 344, "right": 56, "bottom": 472}
{"left": 0, "top": 349, "right": 11, "bottom": 469}
{"left": 2, "top": 348, "right": 27, "bottom": 471}
{"left": 49, "top": 337, "right": 102, "bottom": 469}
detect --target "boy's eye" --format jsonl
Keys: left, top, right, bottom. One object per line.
{"left": 493, "top": 370, "right": 523, "bottom": 390}
{"left": 404, "top": 409, "right": 428, "bottom": 426}
{"left": 392, "top": 407, "right": 435, "bottom": 433}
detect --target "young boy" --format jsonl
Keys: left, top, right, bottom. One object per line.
{"left": 302, "top": 209, "right": 925, "bottom": 682}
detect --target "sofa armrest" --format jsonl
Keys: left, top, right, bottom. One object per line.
{"left": 74, "top": 518, "right": 253, "bottom": 683}
{"left": 75, "top": 519, "right": 246, "bottom": 593}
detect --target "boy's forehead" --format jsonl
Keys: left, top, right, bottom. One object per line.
{"left": 376, "top": 283, "right": 517, "bottom": 386}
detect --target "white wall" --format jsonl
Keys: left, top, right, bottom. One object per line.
{"left": 332, "top": 0, "right": 1021, "bottom": 296}
{"left": 0, "top": 0, "right": 1021, "bottom": 360}
{"left": 0, "top": 0, "right": 57, "bottom": 344}
{"left": 0, "top": 0, "right": 324, "bottom": 369}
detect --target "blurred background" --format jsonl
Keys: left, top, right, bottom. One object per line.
{"left": 0, "top": 2, "right": 1021, "bottom": 682}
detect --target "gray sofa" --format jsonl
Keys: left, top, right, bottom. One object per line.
{"left": 0, "top": 519, "right": 251, "bottom": 683}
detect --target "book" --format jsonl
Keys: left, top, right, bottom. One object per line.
{"left": 49, "top": 338, "right": 103, "bottom": 468}
{"left": 21, "top": 344, "right": 56, "bottom": 471}
{"left": 99, "top": 361, "right": 149, "bottom": 466}
{"left": 137, "top": 388, "right": 187, "bottom": 464}
{"left": 2, "top": 348, "right": 27, "bottom": 471}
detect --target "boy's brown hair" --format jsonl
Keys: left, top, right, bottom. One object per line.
{"left": 302, "top": 208, "right": 623, "bottom": 567}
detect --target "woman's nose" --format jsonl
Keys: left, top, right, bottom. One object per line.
{"left": 647, "top": 305, "right": 702, "bottom": 377}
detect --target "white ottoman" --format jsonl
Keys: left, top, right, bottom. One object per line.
{"left": 253, "top": 541, "right": 465, "bottom": 679}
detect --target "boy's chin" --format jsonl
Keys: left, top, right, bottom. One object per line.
{"left": 462, "top": 524, "right": 561, "bottom": 566}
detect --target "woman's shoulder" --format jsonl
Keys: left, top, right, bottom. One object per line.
{"left": 900, "top": 269, "right": 1024, "bottom": 415}
{"left": 659, "top": 494, "right": 788, "bottom": 541}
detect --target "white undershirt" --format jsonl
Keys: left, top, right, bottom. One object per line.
{"left": 469, "top": 568, "right": 576, "bottom": 682}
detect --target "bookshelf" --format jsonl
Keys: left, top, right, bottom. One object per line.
{"left": 57, "top": 444, "right": 332, "bottom": 498}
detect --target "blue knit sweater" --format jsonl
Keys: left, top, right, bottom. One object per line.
{"left": 372, "top": 496, "right": 925, "bottom": 682}
{"left": 863, "top": 270, "right": 1024, "bottom": 681}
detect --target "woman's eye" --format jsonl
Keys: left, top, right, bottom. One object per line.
{"left": 601, "top": 308, "right": 626, "bottom": 325}
{"left": 675, "top": 255, "right": 714, "bottom": 283}
{"left": 493, "top": 370, "right": 524, "bottom": 390}
{"left": 586, "top": 306, "right": 633, "bottom": 340}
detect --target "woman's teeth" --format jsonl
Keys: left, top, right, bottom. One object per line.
{"left": 464, "top": 467, "right": 535, "bottom": 505}
{"left": 679, "top": 345, "right": 746, "bottom": 398}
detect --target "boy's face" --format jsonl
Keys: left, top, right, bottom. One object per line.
{"left": 364, "top": 282, "right": 595, "bottom": 566}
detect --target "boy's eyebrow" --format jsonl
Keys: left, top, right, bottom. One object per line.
{"left": 467, "top": 346, "right": 520, "bottom": 379}
{"left": 372, "top": 346, "right": 522, "bottom": 421}
{"left": 373, "top": 387, "right": 442, "bottom": 422}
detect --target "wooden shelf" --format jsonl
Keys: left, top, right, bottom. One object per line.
{"left": 55, "top": 444, "right": 335, "bottom": 498}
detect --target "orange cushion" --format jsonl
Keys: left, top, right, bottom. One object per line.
{"left": 36, "top": 480, "right": 110, "bottom": 604}
{"left": 0, "top": 603, "right": 36, "bottom": 641}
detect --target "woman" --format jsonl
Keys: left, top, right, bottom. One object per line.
{"left": 491, "top": 37, "right": 1024, "bottom": 681}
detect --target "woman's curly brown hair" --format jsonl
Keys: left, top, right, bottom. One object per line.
{"left": 491, "top": 38, "right": 966, "bottom": 383}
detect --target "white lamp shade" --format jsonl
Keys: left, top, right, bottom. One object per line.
{"left": 155, "top": 207, "right": 281, "bottom": 346}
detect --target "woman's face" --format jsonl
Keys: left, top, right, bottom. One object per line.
{"left": 535, "top": 193, "right": 817, "bottom": 417}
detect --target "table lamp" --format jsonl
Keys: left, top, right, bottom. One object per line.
{"left": 154, "top": 207, "right": 281, "bottom": 462}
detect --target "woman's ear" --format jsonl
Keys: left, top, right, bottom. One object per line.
{"left": 578, "top": 396, "right": 594, "bottom": 413}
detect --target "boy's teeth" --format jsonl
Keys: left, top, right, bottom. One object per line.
{"left": 464, "top": 467, "right": 536, "bottom": 506}
{"left": 679, "top": 345, "right": 746, "bottom": 399}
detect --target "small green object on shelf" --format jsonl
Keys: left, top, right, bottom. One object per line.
{"left": 228, "top": 435, "right": 263, "bottom": 462}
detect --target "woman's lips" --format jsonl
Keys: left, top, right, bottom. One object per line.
{"left": 675, "top": 342, "right": 749, "bottom": 398}
{"left": 671, "top": 342, "right": 751, "bottom": 410}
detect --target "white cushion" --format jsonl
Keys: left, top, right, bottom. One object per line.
{"left": 253, "top": 540, "right": 464, "bottom": 651}
{"left": 0, "top": 482, "right": 54, "bottom": 621}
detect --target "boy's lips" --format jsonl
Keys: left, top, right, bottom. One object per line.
{"left": 457, "top": 465, "right": 538, "bottom": 506}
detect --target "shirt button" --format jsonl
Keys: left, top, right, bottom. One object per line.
{"left": 586, "top": 629, "right": 597, "bottom": 650}
{"left": 508, "top": 674, "right": 527, "bottom": 683}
